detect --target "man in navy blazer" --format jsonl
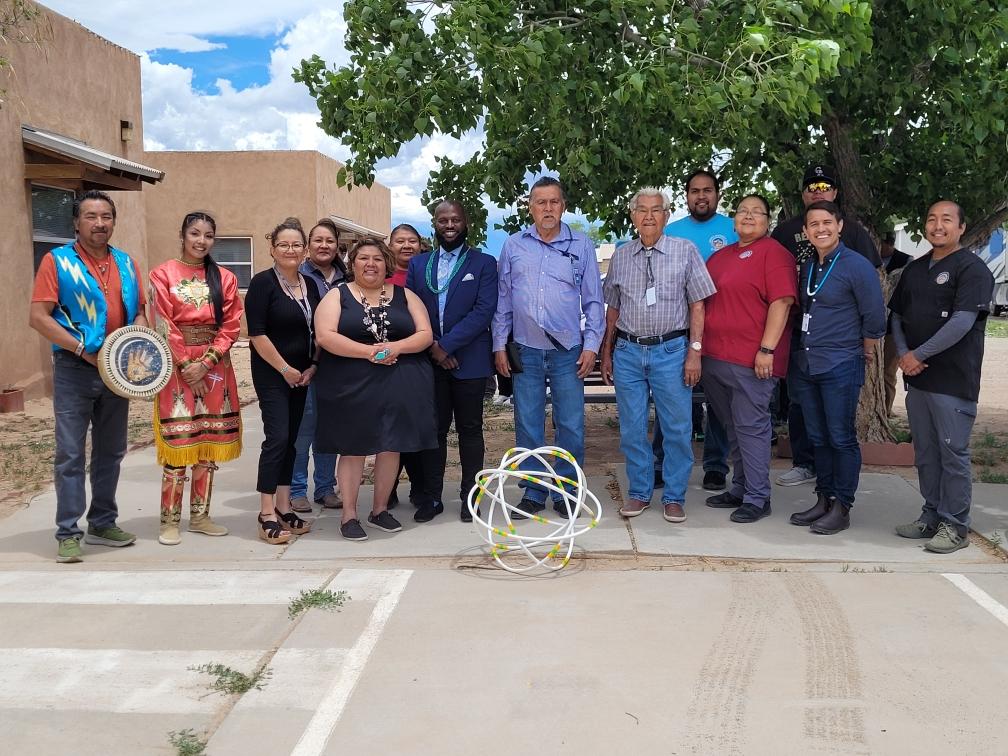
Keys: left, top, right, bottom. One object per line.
{"left": 406, "top": 200, "right": 498, "bottom": 522}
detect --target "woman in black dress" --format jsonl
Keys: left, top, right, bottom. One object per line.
{"left": 314, "top": 239, "right": 436, "bottom": 541}
{"left": 245, "top": 217, "right": 320, "bottom": 545}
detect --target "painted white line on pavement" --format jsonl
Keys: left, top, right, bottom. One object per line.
{"left": 289, "top": 569, "right": 413, "bottom": 756}
{"left": 0, "top": 569, "right": 401, "bottom": 605}
{"left": 0, "top": 648, "right": 261, "bottom": 713}
{"left": 942, "top": 573, "right": 1008, "bottom": 628}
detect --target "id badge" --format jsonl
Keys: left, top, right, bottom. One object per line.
{"left": 801, "top": 312, "right": 811, "bottom": 332}
{"left": 645, "top": 286, "right": 657, "bottom": 306}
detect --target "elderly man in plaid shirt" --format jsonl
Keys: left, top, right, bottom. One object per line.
{"left": 601, "top": 187, "right": 717, "bottom": 523}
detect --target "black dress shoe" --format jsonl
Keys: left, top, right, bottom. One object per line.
{"left": 654, "top": 469, "right": 665, "bottom": 488}
{"left": 702, "top": 471, "right": 726, "bottom": 491}
{"left": 706, "top": 491, "right": 743, "bottom": 508}
{"left": 460, "top": 504, "right": 477, "bottom": 523}
{"left": 789, "top": 492, "right": 834, "bottom": 526}
{"left": 553, "top": 500, "right": 578, "bottom": 518}
{"left": 730, "top": 502, "right": 771, "bottom": 523}
{"left": 511, "top": 497, "right": 545, "bottom": 521}
{"left": 413, "top": 501, "right": 444, "bottom": 523}
{"left": 810, "top": 500, "right": 850, "bottom": 535}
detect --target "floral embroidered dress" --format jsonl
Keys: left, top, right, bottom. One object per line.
{"left": 150, "top": 259, "right": 244, "bottom": 466}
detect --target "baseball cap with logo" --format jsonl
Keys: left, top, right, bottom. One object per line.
{"left": 802, "top": 164, "right": 838, "bottom": 189}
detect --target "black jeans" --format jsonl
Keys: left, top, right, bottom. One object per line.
{"left": 255, "top": 381, "right": 308, "bottom": 493}
{"left": 422, "top": 367, "right": 486, "bottom": 504}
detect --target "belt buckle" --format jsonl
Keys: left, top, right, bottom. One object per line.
{"left": 640, "top": 335, "right": 660, "bottom": 346}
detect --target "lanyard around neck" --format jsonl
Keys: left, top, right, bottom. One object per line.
{"left": 806, "top": 250, "right": 841, "bottom": 297}
{"left": 274, "top": 266, "right": 312, "bottom": 336}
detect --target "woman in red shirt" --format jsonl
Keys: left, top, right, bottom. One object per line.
{"left": 386, "top": 224, "right": 423, "bottom": 287}
{"left": 701, "top": 195, "right": 797, "bottom": 523}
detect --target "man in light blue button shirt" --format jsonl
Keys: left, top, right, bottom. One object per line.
{"left": 492, "top": 177, "right": 604, "bottom": 519}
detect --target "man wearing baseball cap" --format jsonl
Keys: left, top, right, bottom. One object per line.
{"left": 771, "top": 165, "right": 882, "bottom": 488}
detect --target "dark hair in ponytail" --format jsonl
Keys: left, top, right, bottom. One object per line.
{"left": 181, "top": 211, "right": 224, "bottom": 328}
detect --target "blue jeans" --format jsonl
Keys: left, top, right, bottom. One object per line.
{"left": 786, "top": 356, "right": 816, "bottom": 471}
{"left": 512, "top": 343, "right": 585, "bottom": 504}
{"left": 291, "top": 385, "right": 336, "bottom": 500}
{"left": 52, "top": 352, "right": 129, "bottom": 540}
{"left": 614, "top": 337, "right": 693, "bottom": 504}
{"left": 790, "top": 357, "right": 864, "bottom": 506}
{"left": 652, "top": 400, "right": 729, "bottom": 476}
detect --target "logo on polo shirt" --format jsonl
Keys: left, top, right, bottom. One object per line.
{"left": 935, "top": 272, "right": 950, "bottom": 284}
{"left": 711, "top": 235, "right": 728, "bottom": 251}
{"left": 739, "top": 249, "right": 753, "bottom": 259}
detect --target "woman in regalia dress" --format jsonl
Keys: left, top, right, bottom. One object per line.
{"left": 149, "top": 212, "right": 244, "bottom": 546}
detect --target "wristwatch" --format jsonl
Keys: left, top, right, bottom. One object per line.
{"left": 690, "top": 341, "right": 702, "bottom": 352}
{"left": 759, "top": 346, "right": 775, "bottom": 355}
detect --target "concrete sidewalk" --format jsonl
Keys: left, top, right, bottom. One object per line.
{"left": 3, "top": 405, "right": 1005, "bottom": 565}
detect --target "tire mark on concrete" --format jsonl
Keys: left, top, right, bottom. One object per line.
{"left": 682, "top": 574, "right": 779, "bottom": 755}
{"left": 784, "top": 574, "right": 868, "bottom": 752}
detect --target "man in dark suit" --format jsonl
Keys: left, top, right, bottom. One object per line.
{"left": 406, "top": 200, "right": 498, "bottom": 522}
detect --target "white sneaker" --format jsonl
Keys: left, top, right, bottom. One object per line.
{"left": 492, "top": 394, "right": 507, "bottom": 405}
{"left": 775, "top": 466, "right": 816, "bottom": 486}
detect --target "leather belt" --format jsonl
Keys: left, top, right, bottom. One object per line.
{"left": 179, "top": 325, "right": 218, "bottom": 345}
{"left": 616, "top": 328, "right": 688, "bottom": 346}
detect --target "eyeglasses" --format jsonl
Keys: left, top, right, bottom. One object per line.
{"left": 632, "top": 207, "right": 668, "bottom": 216}
{"left": 733, "top": 208, "right": 769, "bottom": 218}
{"left": 274, "top": 242, "right": 305, "bottom": 252}
{"left": 804, "top": 182, "right": 835, "bottom": 194}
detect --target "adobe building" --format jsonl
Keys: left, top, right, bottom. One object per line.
{"left": 1, "top": 2, "right": 390, "bottom": 398}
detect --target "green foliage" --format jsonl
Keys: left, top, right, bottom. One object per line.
{"left": 0, "top": 0, "right": 49, "bottom": 108}
{"left": 297, "top": 1, "right": 1008, "bottom": 247}
{"left": 168, "top": 730, "right": 207, "bottom": 756}
{"left": 287, "top": 587, "right": 348, "bottom": 619}
{"left": 189, "top": 662, "right": 271, "bottom": 695}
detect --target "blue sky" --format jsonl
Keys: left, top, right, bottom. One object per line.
{"left": 41, "top": 1, "right": 603, "bottom": 255}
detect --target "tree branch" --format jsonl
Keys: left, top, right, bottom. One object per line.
{"left": 962, "top": 200, "right": 1008, "bottom": 251}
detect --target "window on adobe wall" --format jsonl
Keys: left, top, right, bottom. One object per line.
{"left": 212, "top": 237, "right": 254, "bottom": 288}
{"left": 31, "top": 185, "right": 76, "bottom": 270}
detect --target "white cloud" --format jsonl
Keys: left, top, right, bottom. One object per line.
{"left": 44, "top": 1, "right": 489, "bottom": 226}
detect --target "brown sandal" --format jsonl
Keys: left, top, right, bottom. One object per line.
{"left": 258, "top": 514, "right": 291, "bottom": 545}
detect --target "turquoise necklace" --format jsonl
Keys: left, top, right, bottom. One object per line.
{"left": 425, "top": 247, "right": 469, "bottom": 294}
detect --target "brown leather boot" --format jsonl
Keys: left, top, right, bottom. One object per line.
{"left": 789, "top": 492, "right": 833, "bottom": 526}
{"left": 189, "top": 461, "right": 228, "bottom": 536}
{"left": 810, "top": 499, "right": 851, "bottom": 535}
{"left": 159, "top": 467, "right": 187, "bottom": 545}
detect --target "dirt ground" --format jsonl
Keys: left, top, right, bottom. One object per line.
{"left": 2, "top": 332, "right": 1006, "bottom": 523}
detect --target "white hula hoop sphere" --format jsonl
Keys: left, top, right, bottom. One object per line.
{"left": 98, "top": 325, "right": 174, "bottom": 400}
{"left": 467, "top": 446, "right": 603, "bottom": 573}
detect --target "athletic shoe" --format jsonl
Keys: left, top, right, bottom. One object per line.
{"left": 84, "top": 525, "right": 136, "bottom": 547}
{"left": 619, "top": 499, "right": 650, "bottom": 517}
{"left": 775, "top": 466, "right": 816, "bottom": 486}
{"left": 895, "top": 520, "right": 938, "bottom": 539}
{"left": 57, "top": 536, "right": 82, "bottom": 563}
{"left": 923, "top": 522, "right": 970, "bottom": 554}
{"left": 663, "top": 503, "right": 686, "bottom": 522}
{"left": 340, "top": 519, "right": 367, "bottom": 541}
{"left": 290, "top": 496, "right": 313, "bottom": 513}
{"left": 510, "top": 497, "right": 545, "bottom": 521}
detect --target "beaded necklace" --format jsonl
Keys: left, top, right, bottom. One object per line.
{"left": 425, "top": 247, "right": 469, "bottom": 294}
{"left": 356, "top": 283, "right": 390, "bottom": 342}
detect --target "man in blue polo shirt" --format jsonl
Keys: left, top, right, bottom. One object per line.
{"left": 654, "top": 169, "right": 737, "bottom": 492}
{"left": 787, "top": 200, "right": 886, "bottom": 535}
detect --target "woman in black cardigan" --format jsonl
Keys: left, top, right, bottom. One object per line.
{"left": 245, "top": 217, "right": 321, "bottom": 544}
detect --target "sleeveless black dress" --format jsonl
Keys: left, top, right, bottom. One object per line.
{"left": 315, "top": 284, "right": 436, "bottom": 456}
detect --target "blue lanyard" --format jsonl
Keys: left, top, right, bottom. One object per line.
{"left": 806, "top": 250, "right": 841, "bottom": 297}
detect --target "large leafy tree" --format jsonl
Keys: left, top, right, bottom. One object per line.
{"left": 296, "top": 0, "right": 1008, "bottom": 441}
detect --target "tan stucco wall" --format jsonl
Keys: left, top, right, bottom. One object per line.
{"left": 143, "top": 150, "right": 391, "bottom": 276}
{"left": 0, "top": 2, "right": 151, "bottom": 397}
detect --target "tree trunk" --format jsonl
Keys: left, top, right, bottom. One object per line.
{"left": 962, "top": 200, "right": 1008, "bottom": 251}
{"left": 823, "top": 113, "right": 895, "bottom": 444}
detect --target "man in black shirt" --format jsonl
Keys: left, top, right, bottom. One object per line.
{"left": 890, "top": 200, "right": 995, "bottom": 553}
{"left": 771, "top": 165, "right": 881, "bottom": 489}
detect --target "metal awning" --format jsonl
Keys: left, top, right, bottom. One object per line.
{"left": 22, "top": 125, "right": 164, "bottom": 187}
{"left": 328, "top": 214, "right": 387, "bottom": 239}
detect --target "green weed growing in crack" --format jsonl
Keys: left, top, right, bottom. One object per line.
{"left": 288, "top": 587, "right": 349, "bottom": 620}
{"left": 168, "top": 729, "right": 207, "bottom": 755}
{"left": 189, "top": 662, "right": 271, "bottom": 695}
{"left": 842, "top": 564, "right": 850, "bottom": 573}
{"left": 770, "top": 567, "right": 788, "bottom": 572}
{"left": 989, "top": 530, "right": 1003, "bottom": 549}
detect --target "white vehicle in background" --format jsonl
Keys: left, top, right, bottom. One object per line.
{"left": 975, "top": 228, "right": 1007, "bottom": 317}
